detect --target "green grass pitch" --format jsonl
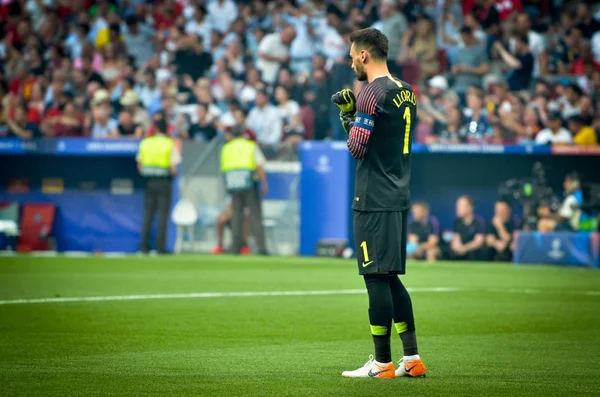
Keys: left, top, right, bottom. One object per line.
{"left": 1, "top": 256, "right": 599, "bottom": 396}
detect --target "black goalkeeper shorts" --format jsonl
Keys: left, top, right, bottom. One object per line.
{"left": 353, "top": 210, "right": 408, "bottom": 275}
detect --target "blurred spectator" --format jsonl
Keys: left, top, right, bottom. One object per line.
{"left": 373, "top": 0, "right": 409, "bottom": 76}
{"left": 509, "top": 12, "right": 546, "bottom": 77}
{"left": 435, "top": 106, "right": 466, "bottom": 143}
{"left": 449, "top": 195, "right": 486, "bottom": 261}
{"left": 246, "top": 90, "right": 282, "bottom": 157}
{"left": 4, "top": 101, "right": 40, "bottom": 139}
{"left": 184, "top": 5, "right": 211, "bottom": 49}
{"left": 553, "top": 80, "right": 583, "bottom": 120}
{"left": 494, "top": 36, "right": 534, "bottom": 92}
{"left": 485, "top": 200, "right": 515, "bottom": 262}
{"left": 136, "top": 71, "right": 161, "bottom": 110}
{"left": 119, "top": 90, "right": 151, "bottom": 130}
{"left": 451, "top": 26, "right": 489, "bottom": 100}
{"left": 419, "top": 75, "right": 450, "bottom": 140}
{"left": 275, "top": 85, "right": 304, "bottom": 159}
{"left": 535, "top": 111, "right": 573, "bottom": 145}
{"left": 207, "top": 0, "right": 238, "bottom": 34}
{"left": 257, "top": 25, "right": 296, "bottom": 86}
{"left": 575, "top": 2, "right": 600, "bottom": 40}
{"left": 568, "top": 115, "right": 598, "bottom": 146}
{"left": 398, "top": 16, "right": 439, "bottom": 84}
{"left": 407, "top": 201, "right": 441, "bottom": 262}
{"left": 52, "top": 102, "right": 84, "bottom": 138}
{"left": 117, "top": 110, "right": 143, "bottom": 138}
{"left": 89, "top": 89, "right": 118, "bottom": 138}
{"left": 471, "top": 0, "right": 501, "bottom": 39}
{"left": 123, "top": 16, "right": 155, "bottom": 68}
{"left": 172, "top": 34, "right": 212, "bottom": 81}
{"left": 187, "top": 103, "right": 217, "bottom": 141}
{"left": 463, "top": 88, "right": 490, "bottom": 142}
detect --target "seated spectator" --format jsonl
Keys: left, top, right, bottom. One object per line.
{"left": 52, "top": 102, "right": 84, "bottom": 137}
{"left": 553, "top": 82, "right": 583, "bottom": 120}
{"left": 100, "top": 43, "right": 123, "bottom": 88}
{"left": 568, "top": 115, "right": 598, "bottom": 146}
{"left": 494, "top": 35, "right": 534, "bottom": 92}
{"left": 119, "top": 90, "right": 150, "bottom": 130}
{"left": 449, "top": 195, "right": 486, "bottom": 261}
{"left": 485, "top": 200, "right": 516, "bottom": 262}
{"left": 135, "top": 70, "right": 161, "bottom": 110}
{"left": 429, "top": 106, "right": 466, "bottom": 144}
{"left": 397, "top": 15, "right": 439, "bottom": 83}
{"left": 535, "top": 111, "right": 572, "bottom": 145}
{"left": 418, "top": 75, "right": 448, "bottom": 131}
{"left": 3, "top": 102, "right": 40, "bottom": 139}
{"left": 451, "top": 26, "right": 489, "bottom": 101}
{"left": 407, "top": 201, "right": 441, "bottom": 262}
{"left": 498, "top": 96, "right": 541, "bottom": 143}
{"left": 89, "top": 90, "right": 118, "bottom": 138}
{"left": 246, "top": 90, "right": 282, "bottom": 157}
{"left": 463, "top": 87, "right": 490, "bottom": 142}
{"left": 187, "top": 103, "right": 217, "bottom": 141}
{"left": 117, "top": 110, "right": 143, "bottom": 138}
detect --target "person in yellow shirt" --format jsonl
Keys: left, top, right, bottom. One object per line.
{"left": 568, "top": 115, "right": 598, "bottom": 146}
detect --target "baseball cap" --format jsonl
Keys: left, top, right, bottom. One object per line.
{"left": 428, "top": 75, "right": 448, "bottom": 91}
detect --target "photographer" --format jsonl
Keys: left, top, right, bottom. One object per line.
{"left": 557, "top": 173, "right": 598, "bottom": 232}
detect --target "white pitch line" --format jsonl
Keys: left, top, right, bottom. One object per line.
{"left": 0, "top": 287, "right": 598, "bottom": 306}
{"left": 0, "top": 288, "right": 459, "bottom": 306}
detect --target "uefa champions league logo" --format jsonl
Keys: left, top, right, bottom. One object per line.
{"left": 548, "top": 238, "right": 565, "bottom": 260}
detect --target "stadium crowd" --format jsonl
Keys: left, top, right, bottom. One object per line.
{"left": 0, "top": 0, "right": 599, "bottom": 157}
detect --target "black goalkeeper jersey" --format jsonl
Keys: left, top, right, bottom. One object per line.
{"left": 348, "top": 76, "right": 416, "bottom": 212}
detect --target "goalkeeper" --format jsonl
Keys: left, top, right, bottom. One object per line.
{"left": 331, "top": 28, "right": 427, "bottom": 379}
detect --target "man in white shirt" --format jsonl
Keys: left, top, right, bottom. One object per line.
{"left": 246, "top": 90, "right": 283, "bottom": 155}
{"left": 256, "top": 25, "right": 296, "bottom": 86}
{"left": 185, "top": 5, "right": 212, "bottom": 49}
{"left": 207, "top": 0, "right": 237, "bottom": 33}
{"left": 535, "top": 112, "right": 572, "bottom": 145}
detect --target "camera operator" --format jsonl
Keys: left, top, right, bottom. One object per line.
{"left": 556, "top": 173, "right": 598, "bottom": 232}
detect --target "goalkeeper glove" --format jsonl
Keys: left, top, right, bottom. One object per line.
{"left": 339, "top": 111, "right": 355, "bottom": 135}
{"left": 331, "top": 89, "right": 356, "bottom": 115}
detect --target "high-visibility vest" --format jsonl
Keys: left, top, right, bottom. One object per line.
{"left": 138, "top": 135, "right": 174, "bottom": 178}
{"left": 220, "top": 138, "right": 257, "bottom": 192}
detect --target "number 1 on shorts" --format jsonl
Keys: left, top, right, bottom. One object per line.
{"left": 360, "top": 241, "right": 371, "bottom": 262}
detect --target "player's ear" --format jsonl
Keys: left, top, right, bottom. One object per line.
{"left": 361, "top": 50, "right": 368, "bottom": 64}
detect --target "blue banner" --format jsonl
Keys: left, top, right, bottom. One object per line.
{"left": 514, "top": 232, "right": 599, "bottom": 268}
{"left": 299, "top": 141, "right": 351, "bottom": 255}
{"left": 0, "top": 139, "right": 574, "bottom": 156}
{"left": 0, "top": 138, "right": 140, "bottom": 156}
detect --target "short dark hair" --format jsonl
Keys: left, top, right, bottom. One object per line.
{"left": 515, "top": 34, "right": 529, "bottom": 46}
{"left": 349, "top": 28, "right": 388, "bottom": 61}
{"left": 460, "top": 25, "right": 473, "bottom": 35}
{"left": 412, "top": 200, "right": 430, "bottom": 210}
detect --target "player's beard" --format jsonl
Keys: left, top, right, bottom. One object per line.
{"left": 354, "top": 62, "right": 367, "bottom": 81}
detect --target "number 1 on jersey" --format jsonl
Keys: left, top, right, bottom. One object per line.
{"left": 402, "top": 106, "right": 411, "bottom": 154}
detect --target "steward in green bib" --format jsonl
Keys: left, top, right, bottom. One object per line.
{"left": 136, "top": 116, "right": 181, "bottom": 254}
{"left": 220, "top": 125, "right": 268, "bottom": 255}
